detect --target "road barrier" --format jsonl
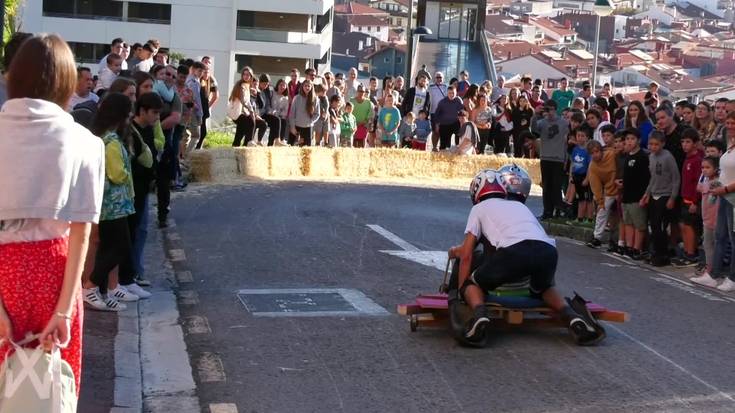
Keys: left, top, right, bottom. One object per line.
{"left": 189, "top": 147, "right": 542, "bottom": 185}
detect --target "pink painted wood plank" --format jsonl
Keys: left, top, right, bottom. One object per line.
{"left": 415, "top": 297, "right": 449, "bottom": 309}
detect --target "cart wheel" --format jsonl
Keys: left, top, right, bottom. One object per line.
{"left": 410, "top": 315, "right": 418, "bottom": 332}
{"left": 439, "top": 283, "right": 448, "bottom": 293}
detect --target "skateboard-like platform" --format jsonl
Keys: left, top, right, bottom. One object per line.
{"left": 398, "top": 293, "right": 629, "bottom": 332}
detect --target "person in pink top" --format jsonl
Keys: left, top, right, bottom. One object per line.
{"left": 696, "top": 156, "right": 720, "bottom": 279}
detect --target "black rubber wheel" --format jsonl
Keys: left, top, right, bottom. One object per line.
{"left": 410, "top": 315, "right": 418, "bottom": 332}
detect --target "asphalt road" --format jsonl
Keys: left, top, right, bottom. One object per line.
{"left": 169, "top": 181, "right": 735, "bottom": 413}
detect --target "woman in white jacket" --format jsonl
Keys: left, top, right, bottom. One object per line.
{"left": 0, "top": 34, "right": 105, "bottom": 396}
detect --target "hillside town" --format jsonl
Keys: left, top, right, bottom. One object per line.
{"left": 333, "top": 0, "right": 735, "bottom": 102}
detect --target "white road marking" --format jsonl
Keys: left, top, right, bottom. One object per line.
{"left": 609, "top": 324, "right": 735, "bottom": 404}
{"left": 366, "top": 224, "right": 420, "bottom": 251}
{"left": 236, "top": 288, "right": 389, "bottom": 317}
{"left": 210, "top": 403, "right": 238, "bottom": 413}
{"left": 380, "top": 250, "right": 447, "bottom": 271}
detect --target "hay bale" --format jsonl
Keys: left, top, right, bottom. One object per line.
{"left": 235, "top": 147, "right": 269, "bottom": 177}
{"left": 305, "top": 147, "right": 338, "bottom": 177}
{"left": 334, "top": 147, "right": 371, "bottom": 177}
{"left": 268, "top": 147, "right": 303, "bottom": 177}
{"left": 193, "top": 147, "right": 542, "bottom": 185}
{"left": 189, "top": 150, "right": 213, "bottom": 182}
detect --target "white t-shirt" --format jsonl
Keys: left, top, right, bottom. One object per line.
{"left": 464, "top": 198, "right": 555, "bottom": 249}
{"left": 720, "top": 148, "right": 735, "bottom": 186}
{"left": 593, "top": 121, "right": 611, "bottom": 144}
{"left": 411, "top": 87, "right": 428, "bottom": 116}
{"left": 428, "top": 83, "right": 448, "bottom": 114}
{"left": 98, "top": 54, "right": 128, "bottom": 72}
{"left": 68, "top": 92, "right": 99, "bottom": 111}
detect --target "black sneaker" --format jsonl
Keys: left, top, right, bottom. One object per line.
{"left": 672, "top": 255, "right": 699, "bottom": 268}
{"left": 565, "top": 293, "right": 606, "bottom": 346}
{"left": 607, "top": 244, "right": 619, "bottom": 254}
{"left": 586, "top": 238, "right": 602, "bottom": 249}
{"left": 464, "top": 306, "right": 491, "bottom": 343}
{"left": 627, "top": 249, "right": 643, "bottom": 261}
{"left": 651, "top": 256, "right": 671, "bottom": 267}
{"left": 537, "top": 214, "right": 553, "bottom": 221}
{"left": 135, "top": 276, "right": 151, "bottom": 287}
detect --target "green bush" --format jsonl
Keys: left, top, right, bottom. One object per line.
{"left": 203, "top": 130, "right": 233, "bottom": 148}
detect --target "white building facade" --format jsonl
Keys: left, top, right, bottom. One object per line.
{"left": 22, "top": 0, "right": 334, "bottom": 121}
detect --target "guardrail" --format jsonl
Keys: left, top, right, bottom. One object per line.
{"left": 478, "top": 31, "right": 498, "bottom": 85}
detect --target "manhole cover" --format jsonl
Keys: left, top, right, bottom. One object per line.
{"left": 236, "top": 288, "right": 388, "bottom": 317}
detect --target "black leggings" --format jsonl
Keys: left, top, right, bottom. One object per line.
{"left": 493, "top": 130, "right": 510, "bottom": 154}
{"left": 232, "top": 114, "right": 267, "bottom": 146}
{"left": 438, "top": 121, "right": 459, "bottom": 150}
{"left": 91, "top": 217, "right": 131, "bottom": 294}
{"left": 263, "top": 114, "right": 281, "bottom": 146}
{"left": 477, "top": 129, "right": 491, "bottom": 154}
{"left": 291, "top": 126, "right": 312, "bottom": 147}
{"left": 511, "top": 130, "right": 526, "bottom": 157}
{"left": 196, "top": 116, "right": 208, "bottom": 149}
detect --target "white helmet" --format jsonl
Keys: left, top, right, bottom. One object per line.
{"left": 469, "top": 169, "right": 506, "bottom": 205}
{"left": 497, "top": 163, "right": 532, "bottom": 203}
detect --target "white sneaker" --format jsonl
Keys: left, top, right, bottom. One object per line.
{"left": 109, "top": 286, "right": 139, "bottom": 302}
{"left": 103, "top": 296, "right": 127, "bottom": 311}
{"left": 716, "top": 278, "right": 735, "bottom": 292}
{"left": 246, "top": 140, "right": 257, "bottom": 147}
{"left": 122, "top": 283, "right": 152, "bottom": 299}
{"left": 692, "top": 272, "right": 719, "bottom": 287}
{"left": 83, "top": 287, "right": 110, "bottom": 311}
{"left": 274, "top": 139, "right": 287, "bottom": 147}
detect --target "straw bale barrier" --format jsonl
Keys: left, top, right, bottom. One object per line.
{"left": 189, "top": 147, "right": 541, "bottom": 185}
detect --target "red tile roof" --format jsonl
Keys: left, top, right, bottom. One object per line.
{"left": 335, "top": 2, "right": 389, "bottom": 15}
{"left": 532, "top": 17, "right": 577, "bottom": 37}
{"left": 347, "top": 14, "right": 392, "bottom": 27}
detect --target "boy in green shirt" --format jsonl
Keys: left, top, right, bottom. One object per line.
{"left": 340, "top": 101, "right": 357, "bottom": 147}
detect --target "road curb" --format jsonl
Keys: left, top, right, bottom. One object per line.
{"left": 542, "top": 221, "right": 594, "bottom": 243}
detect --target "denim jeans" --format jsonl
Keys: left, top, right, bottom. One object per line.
{"left": 711, "top": 197, "right": 735, "bottom": 280}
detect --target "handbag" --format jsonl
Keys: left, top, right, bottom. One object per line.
{"left": 227, "top": 99, "right": 242, "bottom": 121}
{"left": 0, "top": 335, "right": 76, "bottom": 413}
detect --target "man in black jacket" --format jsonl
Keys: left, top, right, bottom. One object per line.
{"left": 400, "top": 73, "right": 431, "bottom": 118}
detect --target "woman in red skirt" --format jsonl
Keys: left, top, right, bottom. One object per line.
{"left": 0, "top": 34, "right": 105, "bottom": 395}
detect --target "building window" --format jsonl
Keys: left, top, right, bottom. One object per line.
{"left": 128, "top": 2, "right": 171, "bottom": 24}
{"left": 384, "top": 57, "right": 391, "bottom": 63}
{"left": 396, "top": 56, "right": 402, "bottom": 64}
{"left": 397, "top": 18, "right": 403, "bottom": 26}
{"left": 43, "top": 0, "right": 122, "bottom": 20}
{"left": 316, "top": 7, "right": 332, "bottom": 33}
{"left": 67, "top": 41, "right": 109, "bottom": 64}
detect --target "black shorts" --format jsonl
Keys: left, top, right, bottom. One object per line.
{"left": 572, "top": 174, "right": 592, "bottom": 202}
{"left": 470, "top": 240, "right": 557, "bottom": 296}
{"left": 680, "top": 203, "right": 701, "bottom": 228}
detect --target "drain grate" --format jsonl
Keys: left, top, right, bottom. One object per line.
{"left": 236, "top": 288, "right": 388, "bottom": 317}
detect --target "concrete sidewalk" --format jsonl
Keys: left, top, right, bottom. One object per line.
{"left": 78, "top": 216, "right": 200, "bottom": 413}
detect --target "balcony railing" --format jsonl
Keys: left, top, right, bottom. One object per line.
{"left": 236, "top": 24, "right": 330, "bottom": 45}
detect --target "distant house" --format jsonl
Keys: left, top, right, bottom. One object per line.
{"left": 554, "top": 12, "right": 628, "bottom": 51}
{"left": 485, "top": 14, "right": 543, "bottom": 43}
{"left": 527, "top": 17, "right": 578, "bottom": 44}
{"left": 510, "top": 0, "right": 555, "bottom": 15}
{"left": 362, "top": 43, "right": 407, "bottom": 77}
{"left": 369, "top": 0, "right": 413, "bottom": 27}
{"left": 610, "top": 64, "right": 723, "bottom": 101}
{"left": 334, "top": 14, "right": 393, "bottom": 41}
{"left": 495, "top": 49, "right": 595, "bottom": 83}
